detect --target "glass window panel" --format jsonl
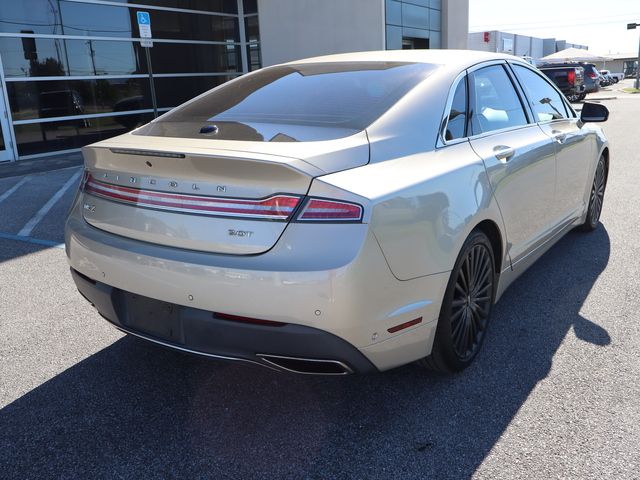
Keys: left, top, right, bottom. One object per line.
{"left": 108, "top": 0, "right": 237, "bottom": 14}
{"left": 385, "top": 1, "right": 402, "bottom": 26}
{"left": 401, "top": 4, "right": 429, "bottom": 29}
{"left": 445, "top": 77, "right": 467, "bottom": 140}
{"left": 244, "top": 15, "right": 260, "bottom": 43}
{"left": 0, "top": 1, "right": 62, "bottom": 35}
{"left": 144, "top": 42, "right": 241, "bottom": 74}
{"left": 429, "top": 9, "right": 441, "bottom": 31}
{"left": 67, "top": 40, "right": 141, "bottom": 76}
{"left": 0, "top": 37, "right": 69, "bottom": 77}
{"left": 386, "top": 25, "right": 402, "bottom": 50}
{"left": 15, "top": 112, "right": 154, "bottom": 156}
{"left": 512, "top": 65, "right": 568, "bottom": 122}
{"left": 406, "top": 0, "right": 429, "bottom": 7}
{"left": 429, "top": 31, "right": 441, "bottom": 49}
{"left": 246, "top": 44, "right": 261, "bottom": 72}
{"left": 0, "top": 37, "right": 139, "bottom": 77}
{"left": 243, "top": 0, "right": 258, "bottom": 14}
{"left": 153, "top": 75, "right": 236, "bottom": 108}
{"left": 470, "top": 65, "right": 527, "bottom": 135}
{"left": 141, "top": 62, "right": 438, "bottom": 141}
{"left": 0, "top": 38, "right": 241, "bottom": 77}
{"left": 8, "top": 75, "right": 238, "bottom": 122}
{"left": 6, "top": 79, "right": 153, "bottom": 121}
{"left": 58, "top": 2, "right": 239, "bottom": 42}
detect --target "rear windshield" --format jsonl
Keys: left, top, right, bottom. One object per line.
{"left": 135, "top": 62, "right": 437, "bottom": 142}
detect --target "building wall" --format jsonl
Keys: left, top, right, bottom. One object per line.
{"left": 258, "top": 0, "right": 385, "bottom": 66}
{"left": 468, "top": 31, "right": 495, "bottom": 52}
{"left": 543, "top": 38, "right": 556, "bottom": 56}
{"left": 442, "top": 0, "right": 468, "bottom": 48}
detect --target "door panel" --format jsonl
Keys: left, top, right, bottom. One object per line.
{"left": 470, "top": 126, "right": 557, "bottom": 264}
{"left": 509, "top": 64, "right": 592, "bottom": 222}
{"left": 537, "top": 119, "right": 593, "bottom": 220}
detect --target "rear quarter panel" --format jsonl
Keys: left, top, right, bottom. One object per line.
{"left": 313, "top": 141, "right": 507, "bottom": 280}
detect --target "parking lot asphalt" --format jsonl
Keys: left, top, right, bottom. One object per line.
{"left": 1, "top": 88, "right": 640, "bottom": 479}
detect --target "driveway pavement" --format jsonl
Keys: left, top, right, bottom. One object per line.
{"left": 1, "top": 95, "right": 639, "bottom": 479}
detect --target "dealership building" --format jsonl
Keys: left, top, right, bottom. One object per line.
{"left": 0, "top": 0, "right": 468, "bottom": 162}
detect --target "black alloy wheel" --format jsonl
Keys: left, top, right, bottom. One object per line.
{"left": 580, "top": 155, "right": 607, "bottom": 231}
{"left": 418, "top": 230, "right": 496, "bottom": 372}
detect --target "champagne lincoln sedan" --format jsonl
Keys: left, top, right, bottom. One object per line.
{"left": 65, "top": 50, "right": 609, "bottom": 375}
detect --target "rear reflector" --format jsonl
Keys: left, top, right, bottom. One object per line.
{"left": 387, "top": 317, "right": 423, "bottom": 333}
{"left": 83, "top": 174, "right": 300, "bottom": 220}
{"left": 297, "top": 198, "right": 363, "bottom": 222}
{"left": 214, "top": 312, "right": 287, "bottom": 327}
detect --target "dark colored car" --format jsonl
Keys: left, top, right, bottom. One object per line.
{"left": 537, "top": 64, "right": 586, "bottom": 102}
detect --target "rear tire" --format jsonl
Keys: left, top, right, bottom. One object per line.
{"left": 417, "top": 230, "right": 496, "bottom": 373}
{"left": 578, "top": 155, "right": 607, "bottom": 232}
{"left": 578, "top": 93, "right": 587, "bottom": 101}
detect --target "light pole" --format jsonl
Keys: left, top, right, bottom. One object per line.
{"left": 628, "top": 22, "right": 640, "bottom": 89}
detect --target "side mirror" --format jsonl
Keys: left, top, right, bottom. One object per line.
{"left": 580, "top": 102, "right": 609, "bottom": 123}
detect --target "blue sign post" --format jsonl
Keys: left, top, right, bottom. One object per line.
{"left": 136, "top": 11, "right": 157, "bottom": 117}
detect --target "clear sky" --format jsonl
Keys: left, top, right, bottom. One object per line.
{"left": 469, "top": 0, "right": 640, "bottom": 55}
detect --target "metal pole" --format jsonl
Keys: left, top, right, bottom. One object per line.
{"left": 144, "top": 46, "right": 158, "bottom": 118}
{"left": 636, "top": 29, "right": 640, "bottom": 89}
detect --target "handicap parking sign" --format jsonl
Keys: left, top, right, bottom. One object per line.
{"left": 137, "top": 11, "right": 150, "bottom": 25}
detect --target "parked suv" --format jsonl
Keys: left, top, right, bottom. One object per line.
{"left": 581, "top": 63, "right": 601, "bottom": 93}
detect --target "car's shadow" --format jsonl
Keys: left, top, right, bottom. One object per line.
{"left": 0, "top": 227, "right": 611, "bottom": 479}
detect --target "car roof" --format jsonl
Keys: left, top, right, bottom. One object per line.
{"left": 285, "top": 49, "right": 522, "bottom": 69}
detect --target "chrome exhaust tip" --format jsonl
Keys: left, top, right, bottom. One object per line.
{"left": 257, "top": 354, "right": 353, "bottom": 375}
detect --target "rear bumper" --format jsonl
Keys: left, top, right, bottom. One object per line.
{"left": 65, "top": 204, "right": 448, "bottom": 372}
{"left": 71, "top": 268, "right": 376, "bottom": 374}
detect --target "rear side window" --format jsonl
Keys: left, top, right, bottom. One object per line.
{"left": 469, "top": 65, "right": 528, "bottom": 135}
{"left": 444, "top": 78, "right": 467, "bottom": 141}
{"left": 512, "top": 65, "right": 568, "bottom": 122}
{"left": 137, "top": 62, "right": 437, "bottom": 142}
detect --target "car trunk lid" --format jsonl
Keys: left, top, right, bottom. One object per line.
{"left": 79, "top": 131, "right": 369, "bottom": 254}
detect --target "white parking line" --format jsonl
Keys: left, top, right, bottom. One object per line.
{"left": 17, "top": 170, "right": 82, "bottom": 237}
{"left": 0, "top": 176, "right": 31, "bottom": 204}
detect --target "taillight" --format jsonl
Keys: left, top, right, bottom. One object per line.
{"left": 82, "top": 174, "right": 301, "bottom": 220}
{"left": 588, "top": 72, "right": 597, "bottom": 79}
{"left": 567, "top": 70, "right": 575, "bottom": 85}
{"left": 296, "top": 198, "right": 363, "bottom": 222}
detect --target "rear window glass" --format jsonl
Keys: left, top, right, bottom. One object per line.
{"left": 136, "top": 62, "right": 437, "bottom": 142}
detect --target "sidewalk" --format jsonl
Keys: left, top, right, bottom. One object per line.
{"left": 0, "top": 151, "right": 83, "bottom": 179}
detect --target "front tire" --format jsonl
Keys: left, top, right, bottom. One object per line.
{"left": 579, "top": 155, "right": 607, "bottom": 231}
{"left": 417, "top": 230, "right": 496, "bottom": 373}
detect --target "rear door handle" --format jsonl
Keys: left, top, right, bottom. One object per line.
{"left": 551, "top": 130, "right": 567, "bottom": 144}
{"left": 493, "top": 145, "right": 515, "bottom": 162}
